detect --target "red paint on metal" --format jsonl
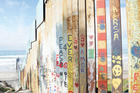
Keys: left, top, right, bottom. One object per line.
{"left": 97, "top": 16, "right": 106, "bottom": 24}
{"left": 97, "top": 0, "right": 105, "bottom": 8}
{"left": 98, "top": 49, "right": 107, "bottom": 57}
{"left": 98, "top": 33, "right": 106, "bottom": 40}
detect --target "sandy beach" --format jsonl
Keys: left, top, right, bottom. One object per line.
{"left": 0, "top": 72, "right": 18, "bottom": 81}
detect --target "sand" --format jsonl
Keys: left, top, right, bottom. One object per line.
{"left": 0, "top": 72, "right": 18, "bottom": 81}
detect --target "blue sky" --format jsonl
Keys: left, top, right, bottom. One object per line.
{"left": 0, "top": 0, "right": 127, "bottom": 51}
{"left": 0, "top": 0, "right": 38, "bottom": 51}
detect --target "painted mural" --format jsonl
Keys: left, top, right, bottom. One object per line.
{"left": 86, "top": 0, "right": 96, "bottom": 93}
{"left": 79, "top": 0, "right": 87, "bottom": 93}
{"left": 110, "top": 0, "right": 123, "bottom": 92}
{"left": 97, "top": 0, "right": 107, "bottom": 92}
{"left": 72, "top": 0, "right": 79, "bottom": 93}
{"left": 62, "top": 0, "right": 68, "bottom": 92}
{"left": 126, "top": 0, "right": 140, "bottom": 93}
{"left": 67, "top": 0, "right": 74, "bottom": 93}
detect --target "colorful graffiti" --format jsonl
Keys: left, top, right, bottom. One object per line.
{"left": 63, "top": 0, "right": 68, "bottom": 92}
{"left": 110, "top": 0, "right": 123, "bottom": 92}
{"left": 19, "top": 0, "right": 140, "bottom": 93}
{"left": 127, "top": 0, "right": 140, "bottom": 92}
{"left": 79, "top": 0, "right": 87, "bottom": 92}
{"left": 72, "top": 0, "right": 79, "bottom": 92}
{"left": 86, "top": 0, "right": 96, "bottom": 93}
{"left": 67, "top": 0, "right": 73, "bottom": 92}
{"left": 97, "top": 0, "right": 107, "bottom": 92}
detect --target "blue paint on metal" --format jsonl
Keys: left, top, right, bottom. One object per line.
{"left": 100, "top": 24, "right": 105, "bottom": 30}
{"left": 101, "top": 90, "right": 106, "bottom": 93}
{"left": 80, "top": 48, "right": 86, "bottom": 73}
{"left": 134, "top": 63, "right": 140, "bottom": 69}
{"left": 131, "top": 46, "right": 140, "bottom": 58}
{"left": 100, "top": 52, "right": 105, "bottom": 62}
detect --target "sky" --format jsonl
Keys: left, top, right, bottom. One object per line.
{"left": 0, "top": 0, "right": 38, "bottom": 51}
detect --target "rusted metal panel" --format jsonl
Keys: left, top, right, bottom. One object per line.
{"left": 37, "top": 37, "right": 44, "bottom": 93}
{"left": 37, "top": 30, "right": 41, "bottom": 93}
{"left": 62, "top": 0, "right": 68, "bottom": 92}
{"left": 30, "top": 42, "right": 38, "bottom": 93}
{"left": 48, "top": 0, "right": 60, "bottom": 93}
{"left": 126, "top": 0, "right": 140, "bottom": 93}
{"left": 42, "top": 0, "right": 53, "bottom": 93}
{"left": 54, "top": 0, "right": 65, "bottom": 92}
{"left": 44, "top": 1, "right": 56, "bottom": 92}
{"left": 97, "top": 0, "right": 107, "bottom": 92}
{"left": 86, "top": 0, "right": 96, "bottom": 93}
{"left": 72, "top": 0, "right": 79, "bottom": 92}
{"left": 67, "top": 0, "right": 74, "bottom": 93}
{"left": 110, "top": 0, "right": 123, "bottom": 92}
{"left": 20, "top": 70, "right": 24, "bottom": 88}
{"left": 51, "top": 1, "right": 57, "bottom": 93}
{"left": 36, "top": 22, "right": 46, "bottom": 93}
{"left": 79, "top": 0, "right": 87, "bottom": 93}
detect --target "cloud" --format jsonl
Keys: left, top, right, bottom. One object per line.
{"left": 4, "top": 0, "right": 30, "bottom": 10}
{"left": 0, "top": 23, "right": 31, "bottom": 50}
{"left": 0, "top": 1, "right": 35, "bottom": 51}
{"left": 5, "top": 0, "right": 20, "bottom": 7}
{"left": 0, "top": 0, "right": 37, "bottom": 51}
{"left": 0, "top": 8, "right": 4, "bottom": 14}
{"left": 21, "top": 1, "right": 30, "bottom": 9}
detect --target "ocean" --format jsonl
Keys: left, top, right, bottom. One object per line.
{"left": 0, "top": 50, "right": 26, "bottom": 81}
{"left": 0, "top": 50, "right": 26, "bottom": 56}
{"left": 0, "top": 50, "right": 128, "bottom": 80}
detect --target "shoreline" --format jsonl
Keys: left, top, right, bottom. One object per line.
{"left": 0, "top": 72, "right": 18, "bottom": 81}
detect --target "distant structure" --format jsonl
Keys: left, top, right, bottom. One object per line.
{"left": 16, "top": 58, "right": 20, "bottom": 71}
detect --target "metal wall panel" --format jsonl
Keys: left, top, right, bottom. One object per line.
{"left": 97, "top": 0, "right": 107, "bottom": 92}
{"left": 110, "top": 0, "right": 123, "bottom": 92}
{"left": 126, "top": 0, "right": 140, "bottom": 93}
{"left": 79, "top": 0, "right": 87, "bottom": 93}
{"left": 86, "top": 0, "right": 96, "bottom": 93}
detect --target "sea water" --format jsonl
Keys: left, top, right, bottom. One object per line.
{"left": 0, "top": 50, "right": 26, "bottom": 81}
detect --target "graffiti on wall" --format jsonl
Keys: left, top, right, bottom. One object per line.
{"left": 62, "top": 0, "right": 68, "bottom": 92}
{"left": 72, "top": 13, "right": 79, "bottom": 93}
{"left": 127, "top": 0, "right": 140, "bottom": 92}
{"left": 67, "top": 1, "right": 73, "bottom": 92}
{"left": 97, "top": 0, "right": 107, "bottom": 92}
{"left": 79, "top": 0, "right": 87, "bottom": 92}
{"left": 86, "top": 0, "right": 96, "bottom": 92}
{"left": 110, "top": 0, "right": 123, "bottom": 92}
{"left": 67, "top": 34, "right": 73, "bottom": 93}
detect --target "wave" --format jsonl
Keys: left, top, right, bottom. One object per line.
{"left": 0, "top": 50, "right": 26, "bottom": 56}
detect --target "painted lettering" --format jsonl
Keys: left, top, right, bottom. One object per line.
{"left": 68, "top": 35, "right": 72, "bottom": 41}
